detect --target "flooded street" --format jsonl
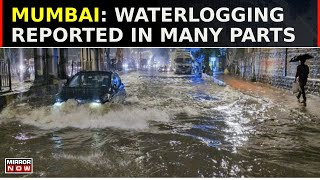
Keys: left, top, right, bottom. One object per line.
{"left": 0, "top": 71, "right": 320, "bottom": 177}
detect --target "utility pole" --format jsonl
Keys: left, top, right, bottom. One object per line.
{"left": 33, "top": 48, "right": 41, "bottom": 82}
{"left": 58, "top": 48, "right": 68, "bottom": 79}
{"left": 94, "top": 48, "right": 99, "bottom": 71}
{"left": 284, "top": 48, "right": 288, "bottom": 77}
{"left": 106, "top": 48, "right": 110, "bottom": 70}
{"left": 43, "top": 48, "right": 49, "bottom": 84}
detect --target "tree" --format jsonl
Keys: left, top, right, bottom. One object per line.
{"left": 226, "top": 49, "right": 246, "bottom": 74}
{"left": 116, "top": 48, "right": 123, "bottom": 71}
{"left": 22, "top": 49, "right": 34, "bottom": 60}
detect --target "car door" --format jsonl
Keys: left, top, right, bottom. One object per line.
{"left": 63, "top": 74, "right": 82, "bottom": 99}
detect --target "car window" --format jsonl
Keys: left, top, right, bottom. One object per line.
{"left": 68, "top": 75, "right": 80, "bottom": 87}
{"left": 69, "top": 74, "right": 110, "bottom": 88}
{"left": 101, "top": 76, "right": 109, "bottom": 87}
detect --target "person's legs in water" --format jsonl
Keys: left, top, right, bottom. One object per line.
{"left": 297, "top": 90, "right": 302, "bottom": 102}
{"left": 300, "top": 83, "right": 306, "bottom": 105}
{"left": 297, "top": 82, "right": 303, "bottom": 102}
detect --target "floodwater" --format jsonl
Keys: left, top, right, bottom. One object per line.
{"left": 0, "top": 72, "right": 320, "bottom": 177}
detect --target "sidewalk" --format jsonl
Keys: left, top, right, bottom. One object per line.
{"left": 0, "top": 80, "right": 62, "bottom": 110}
{"left": 218, "top": 75, "right": 320, "bottom": 118}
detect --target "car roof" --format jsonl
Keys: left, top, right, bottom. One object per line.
{"left": 75, "top": 71, "right": 114, "bottom": 75}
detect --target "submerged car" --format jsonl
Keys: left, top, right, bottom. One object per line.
{"left": 54, "top": 71, "right": 126, "bottom": 106}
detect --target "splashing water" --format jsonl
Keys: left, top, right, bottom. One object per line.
{"left": 0, "top": 99, "right": 170, "bottom": 130}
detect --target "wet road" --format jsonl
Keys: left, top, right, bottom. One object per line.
{"left": 0, "top": 72, "right": 320, "bottom": 177}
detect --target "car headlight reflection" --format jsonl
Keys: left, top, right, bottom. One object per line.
{"left": 94, "top": 99, "right": 101, "bottom": 103}
{"left": 90, "top": 102, "right": 101, "bottom": 108}
{"left": 54, "top": 102, "right": 64, "bottom": 107}
{"left": 56, "top": 98, "right": 63, "bottom": 102}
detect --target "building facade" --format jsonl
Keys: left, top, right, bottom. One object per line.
{"left": 227, "top": 48, "right": 320, "bottom": 96}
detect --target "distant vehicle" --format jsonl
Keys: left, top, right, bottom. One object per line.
{"left": 158, "top": 65, "right": 171, "bottom": 72}
{"left": 172, "top": 49, "right": 201, "bottom": 76}
{"left": 174, "top": 57, "right": 193, "bottom": 74}
{"left": 54, "top": 71, "right": 126, "bottom": 106}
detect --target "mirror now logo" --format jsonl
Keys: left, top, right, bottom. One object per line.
{"left": 5, "top": 158, "right": 33, "bottom": 174}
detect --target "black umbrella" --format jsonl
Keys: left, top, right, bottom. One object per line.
{"left": 289, "top": 54, "right": 314, "bottom": 62}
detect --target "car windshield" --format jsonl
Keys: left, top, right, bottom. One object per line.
{"left": 175, "top": 58, "right": 192, "bottom": 63}
{"left": 68, "top": 73, "right": 111, "bottom": 88}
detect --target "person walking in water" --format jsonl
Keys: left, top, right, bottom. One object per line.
{"left": 295, "top": 59, "right": 309, "bottom": 106}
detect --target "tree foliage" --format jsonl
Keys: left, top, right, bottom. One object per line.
{"left": 194, "top": 48, "right": 225, "bottom": 75}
